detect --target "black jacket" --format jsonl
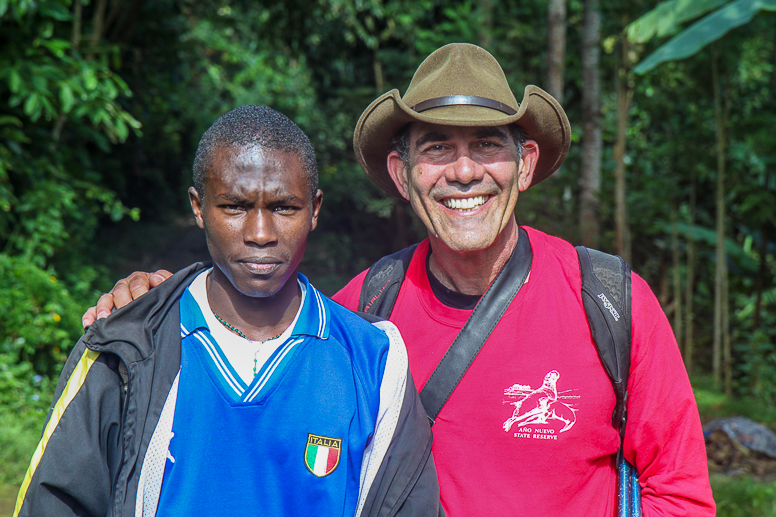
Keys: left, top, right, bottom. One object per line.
{"left": 14, "top": 263, "right": 442, "bottom": 517}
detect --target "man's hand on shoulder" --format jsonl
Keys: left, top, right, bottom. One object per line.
{"left": 82, "top": 270, "right": 173, "bottom": 328}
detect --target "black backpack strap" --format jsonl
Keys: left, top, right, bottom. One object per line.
{"left": 576, "top": 246, "right": 632, "bottom": 439}
{"left": 358, "top": 244, "right": 419, "bottom": 319}
{"left": 420, "top": 228, "right": 532, "bottom": 425}
{"left": 576, "top": 247, "right": 639, "bottom": 516}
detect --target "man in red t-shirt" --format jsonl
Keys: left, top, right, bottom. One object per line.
{"left": 86, "top": 44, "right": 715, "bottom": 516}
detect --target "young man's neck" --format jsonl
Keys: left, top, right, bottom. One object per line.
{"left": 206, "top": 268, "right": 302, "bottom": 341}
{"left": 427, "top": 217, "right": 520, "bottom": 296}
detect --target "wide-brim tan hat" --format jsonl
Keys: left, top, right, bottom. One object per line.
{"left": 354, "top": 43, "right": 571, "bottom": 199}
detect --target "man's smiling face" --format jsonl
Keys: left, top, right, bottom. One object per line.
{"left": 387, "top": 123, "right": 537, "bottom": 253}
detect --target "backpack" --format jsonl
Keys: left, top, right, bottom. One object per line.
{"left": 357, "top": 240, "right": 642, "bottom": 517}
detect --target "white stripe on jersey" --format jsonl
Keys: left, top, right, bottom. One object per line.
{"left": 243, "top": 338, "right": 304, "bottom": 402}
{"left": 192, "top": 330, "right": 244, "bottom": 396}
{"left": 314, "top": 287, "right": 325, "bottom": 337}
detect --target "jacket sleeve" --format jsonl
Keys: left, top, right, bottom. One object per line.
{"left": 623, "top": 274, "right": 715, "bottom": 516}
{"left": 356, "top": 321, "right": 442, "bottom": 517}
{"left": 14, "top": 337, "right": 124, "bottom": 517}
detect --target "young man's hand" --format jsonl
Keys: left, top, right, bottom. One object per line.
{"left": 82, "top": 270, "right": 173, "bottom": 328}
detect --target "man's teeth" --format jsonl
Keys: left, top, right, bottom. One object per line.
{"left": 443, "top": 196, "right": 487, "bottom": 211}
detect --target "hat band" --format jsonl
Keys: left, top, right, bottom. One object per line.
{"left": 411, "top": 95, "right": 517, "bottom": 115}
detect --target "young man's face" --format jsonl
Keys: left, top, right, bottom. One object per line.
{"left": 386, "top": 123, "right": 538, "bottom": 253}
{"left": 189, "top": 146, "right": 322, "bottom": 299}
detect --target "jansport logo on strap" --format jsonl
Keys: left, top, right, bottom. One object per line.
{"left": 597, "top": 292, "right": 620, "bottom": 321}
{"left": 304, "top": 434, "right": 341, "bottom": 477}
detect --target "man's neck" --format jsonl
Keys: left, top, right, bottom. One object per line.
{"left": 427, "top": 217, "right": 520, "bottom": 296}
{"left": 206, "top": 269, "right": 301, "bottom": 341}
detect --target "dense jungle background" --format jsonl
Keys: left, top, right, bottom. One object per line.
{"left": 2, "top": 0, "right": 776, "bottom": 514}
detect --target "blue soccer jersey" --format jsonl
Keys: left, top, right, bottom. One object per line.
{"left": 146, "top": 272, "right": 408, "bottom": 517}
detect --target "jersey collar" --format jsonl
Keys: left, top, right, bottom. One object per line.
{"left": 291, "top": 273, "right": 330, "bottom": 340}
{"left": 179, "top": 272, "right": 330, "bottom": 340}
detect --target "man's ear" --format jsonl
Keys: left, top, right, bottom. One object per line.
{"left": 310, "top": 189, "right": 323, "bottom": 231}
{"left": 386, "top": 151, "right": 411, "bottom": 201}
{"left": 189, "top": 187, "right": 205, "bottom": 229}
{"left": 518, "top": 140, "right": 539, "bottom": 192}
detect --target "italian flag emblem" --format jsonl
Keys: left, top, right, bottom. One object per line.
{"left": 304, "top": 433, "right": 342, "bottom": 477}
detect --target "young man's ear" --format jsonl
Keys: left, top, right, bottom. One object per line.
{"left": 189, "top": 187, "right": 205, "bottom": 228}
{"left": 310, "top": 189, "right": 323, "bottom": 231}
{"left": 387, "top": 151, "right": 411, "bottom": 201}
{"left": 518, "top": 140, "right": 539, "bottom": 192}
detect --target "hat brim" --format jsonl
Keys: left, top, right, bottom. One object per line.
{"left": 354, "top": 85, "right": 571, "bottom": 199}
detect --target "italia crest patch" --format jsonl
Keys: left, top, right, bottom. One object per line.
{"left": 304, "top": 433, "right": 341, "bottom": 477}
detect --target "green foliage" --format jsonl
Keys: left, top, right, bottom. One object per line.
{"left": 627, "top": 0, "right": 731, "bottom": 43}
{"left": 631, "top": 0, "right": 776, "bottom": 74}
{"left": 695, "top": 380, "right": 776, "bottom": 425}
{"left": 0, "top": 253, "right": 94, "bottom": 483}
{"left": 711, "top": 475, "right": 776, "bottom": 517}
{"left": 0, "top": 406, "right": 48, "bottom": 484}
{"left": 0, "top": 1, "right": 140, "bottom": 483}
{"left": 0, "top": 0, "right": 140, "bottom": 270}
{"left": 0, "top": 253, "right": 88, "bottom": 379}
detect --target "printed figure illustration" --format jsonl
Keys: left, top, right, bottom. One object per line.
{"left": 503, "top": 370, "right": 578, "bottom": 433}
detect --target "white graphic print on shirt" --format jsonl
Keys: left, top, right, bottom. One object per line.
{"left": 503, "top": 370, "right": 579, "bottom": 439}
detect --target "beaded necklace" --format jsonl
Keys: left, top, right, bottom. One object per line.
{"left": 212, "top": 311, "right": 283, "bottom": 375}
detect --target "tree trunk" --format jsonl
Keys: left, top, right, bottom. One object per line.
{"left": 547, "top": 0, "right": 566, "bottom": 102}
{"left": 753, "top": 221, "right": 768, "bottom": 331}
{"left": 671, "top": 205, "right": 683, "bottom": 351}
{"left": 54, "top": 0, "right": 84, "bottom": 142}
{"left": 751, "top": 220, "right": 767, "bottom": 392}
{"left": 613, "top": 32, "right": 632, "bottom": 262}
{"left": 580, "top": 0, "right": 602, "bottom": 248}
{"left": 72, "top": 0, "right": 83, "bottom": 51}
{"left": 684, "top": 175, "right": 696, "bottom": 375}
{"left": 373, "top": 46, "right": 384, "bottom": 95}
{"left": 711, "top": 48, "right": 730, "bottom": 392}
{"left": 478, "top": 0, "right": 495, "bottom": 50}
{"left": 89, "top": 0, "right": 109, "bottom": 56}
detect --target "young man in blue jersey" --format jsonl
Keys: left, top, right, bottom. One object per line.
{"left": 14, "top": 105, "right": 440, "bottom": 517}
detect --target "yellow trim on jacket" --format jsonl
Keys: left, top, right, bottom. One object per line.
{"left": 14, "top": 349, "right": 101, "bottom": 517}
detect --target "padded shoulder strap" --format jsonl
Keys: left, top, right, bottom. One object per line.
{"left": 576, "top": 246, "right": 632, "bottom": 438}
{"left": 420, "top": 228, "right": 532, "bottom": 424}
{"left": 359, "top": 244, "right": 419, "bottom": 319}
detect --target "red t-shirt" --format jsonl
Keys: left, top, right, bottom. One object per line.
{"left": 333, "top": 226, "right": 714, "bottom": 517}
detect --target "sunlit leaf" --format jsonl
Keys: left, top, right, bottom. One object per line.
{"left": 39, "top": 95, "right": 55, "bottom": 119}
{"left": 38, "top": 1, "right": 72, "bottom": 21}
{"left": 114, "top": 118, "right": 128, "bottom": 142}
{"left": 8, "top": 70, "right": 22, "bottom": 94}
{"left": 41, "top": 38, "right": 70, "bottom": 57}
{"left": 23, "top": 93, "right": 40, "bottom": 119}
{"left": 627, "top": 0, "right": 731, "bottom": 43}
{"left": 635, "top": 0, "right": 776, "bottom": 74}
{"left": 0, "top": 116, "right": 22, "bottom": 127}
{"left": 59, "top": 84, "right": 74, "bottom": 113}
{"left": 83, "top": 70, "right": 98, "bottom": 90}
